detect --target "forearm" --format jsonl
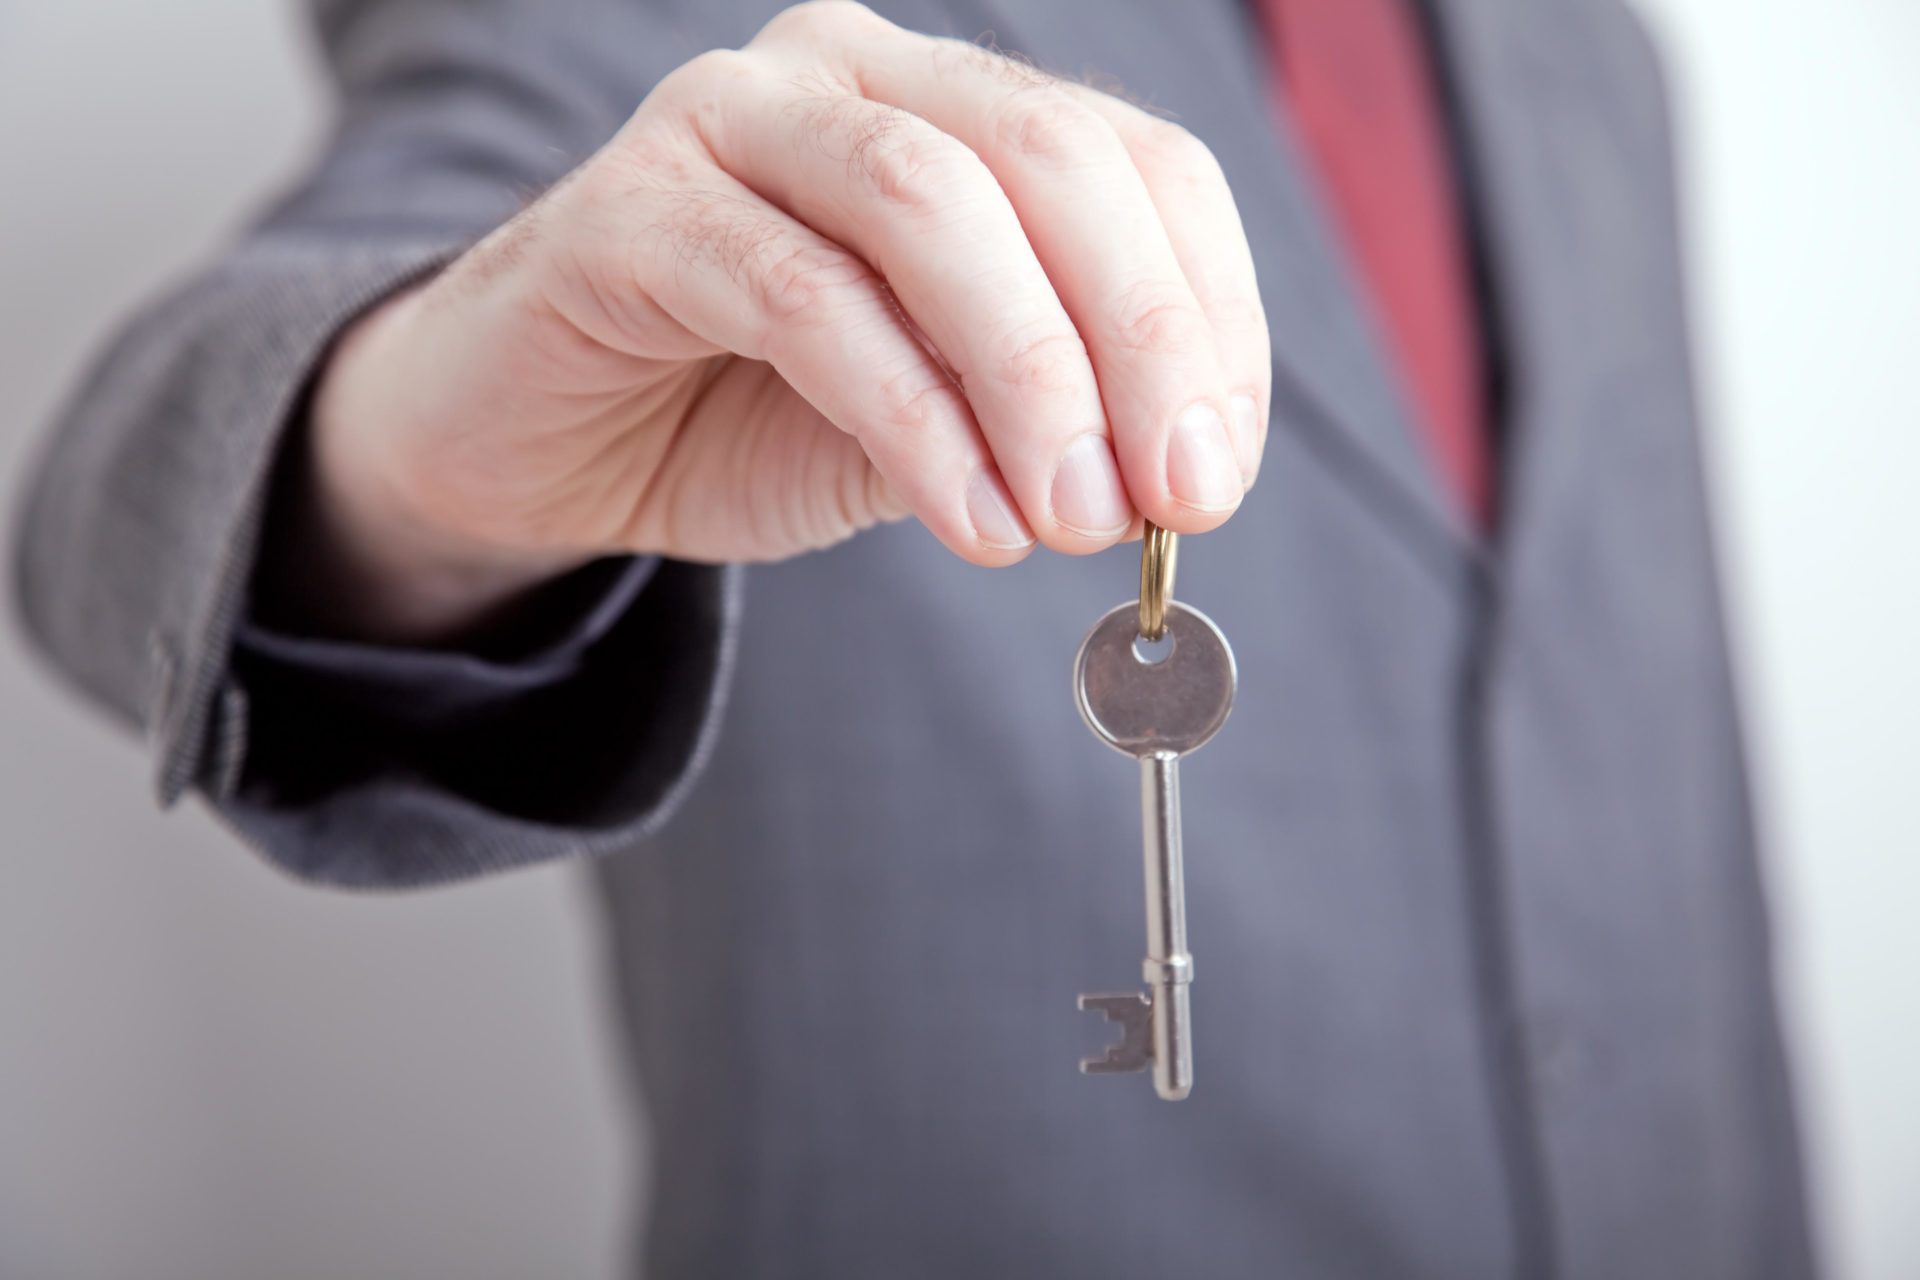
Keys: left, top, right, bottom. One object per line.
{"left": 10, "top": 0, "right": 743, "bottom": 886}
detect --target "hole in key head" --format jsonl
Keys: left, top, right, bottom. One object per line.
{"left": 1132, "top": 629, "right": 1176, "bottom": 666}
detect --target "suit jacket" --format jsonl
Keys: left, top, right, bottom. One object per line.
{"left": 11, "top": 0, "right": 1818, "bottom": 1275}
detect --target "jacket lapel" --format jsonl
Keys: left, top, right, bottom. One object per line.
{"left": 958, "top": 0, "right": 1475, "bottom": 561}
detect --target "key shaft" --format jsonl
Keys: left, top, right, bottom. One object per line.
{"left": 1140, "top": 750, "right": 1193, "bottom": 1101}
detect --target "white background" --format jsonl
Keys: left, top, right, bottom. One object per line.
{"left": 0, "top": 2, "right": 1913, "bottom": 1276}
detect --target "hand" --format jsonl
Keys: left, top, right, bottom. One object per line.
{"left": 289, "top": 0, "right": 1270, "bottom": 643}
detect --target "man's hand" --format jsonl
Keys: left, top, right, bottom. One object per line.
{"left": 292, "top": 1, "right": 1270, "bottom": 642}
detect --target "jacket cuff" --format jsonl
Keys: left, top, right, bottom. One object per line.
{"left": 234, "top": 555, "right": 658, "bottom": 726}
{"left": 140, "top": 238, "right": 463, "bottom": 807}
{"left": 223, "top": 558, "right": 741, "bottom": 888}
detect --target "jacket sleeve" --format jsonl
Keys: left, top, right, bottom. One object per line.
{"left": 9, "top": 0, "right": 746, "bottom": 888}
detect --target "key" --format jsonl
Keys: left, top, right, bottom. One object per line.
{"left": 1073, "top": 526, "right": 1236, "bottom": 1101}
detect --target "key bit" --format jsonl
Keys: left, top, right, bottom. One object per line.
{"left": 1078, "top": 992, "right": 1155, "bottom": 1075}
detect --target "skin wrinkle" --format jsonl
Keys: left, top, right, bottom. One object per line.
{"left": 753, "top": 366, "right": 878, "bottom": 553}
{"left": 647, "top": 357, "right": 761, "bottom": 553}
{"left": 794, "top": 97, "right": 953, "bottom": 214}
{"left": 645, "top": 182, "right": 883, "bottom": 360}
{"left": 769, "top": 85, "right": 1006, "bottom": 256}
{"left": 657, "top": 319, "right": 893, "bottom": 553}
{"left": 988, "top": 93, "right": 1125, "bottom": 173}
{"left": 500, "top": 160, "right": 702, "bottom": 359}
{"left": 817, "top": 416, "right": 877, "bottom": 548}
{"left": 871, "top": 359, "right": 968, "bottom": 450}
{"left": 575, "top": 222, "right": 677, "bottom": 359}
{"left": 725, "top": 378, "right": 784, "bottom": 551}
{"left": 978, "top": 324, "right": 1094, "bottom": 398}
{"left": 1108, "top": 279, "right": 1212, "bottom": 359}
{"left": 513, "top": 278, "right": 656, "bottom": 393}
{"left": 751, "top": 245, "right": 886, "bottom": 336}
{"left": 664, "top": 73, "right": 904, "bottom": 347}
{"left": 733, "top": 268, "right": 921, "bottom": 548}
{"left": 852, "top": 125, "right": 982, "bottom": 216}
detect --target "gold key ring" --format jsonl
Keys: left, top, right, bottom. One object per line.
{"left": 1138, "top": 521, "right": 1179, "bottom": 641}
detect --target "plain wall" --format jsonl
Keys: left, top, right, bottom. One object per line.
{"left": 0, "top": 2, "right": 1913, "bottom": 1277}
{"left": 0, "top": 8, "right": 634, "bottom": 1279}
{"left": 1632, "top": 3, "right": 1920, "bottom": 1277}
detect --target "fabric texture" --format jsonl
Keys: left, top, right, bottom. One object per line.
{"left": 10, "top": 0, "right": 1818, "bottom": 1276}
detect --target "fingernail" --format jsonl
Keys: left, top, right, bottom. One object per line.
{"left": 1051, "top": 433, "right": 1131, "bottom": 537}
{"left": 966, "top": 468, "right": 1036, "bottom": 550}
{"left": 1229, "top": 394, "right": 1261, "bottom": 489}
{"left": 1168, "top": 402, "right": 1242, "bottom": 511}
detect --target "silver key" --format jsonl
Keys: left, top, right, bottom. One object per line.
{"left": 1073, "top": 574, "right": 1236, "bottom": 1101}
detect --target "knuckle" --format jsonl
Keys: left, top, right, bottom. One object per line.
{"left": 1132, "top": 118, "right": 1225, "bottom": 185}
{"left": 756, "top": 0, "right": 881, "bottom": 46}
{"left": 656, "top": 47, "right": 756, "bottom": 106}
{"left": 788, "top": 96, "right": 985, "bottom": 216}
{"left": 855, "top": 123, "right": 983, "bottom": 213}
{"left": 753, "top": 242, "right": 870, "bottom": 325}
{"left": 989, "top": 325, "right": 1092, "bottom": 395}
{"left": 873, "top": 365, "right": 962, "bottom": 437}
{"left": 1210, "top": 294, "right": 1272, "bottom": 355}
{"left": 1208, "top": 292, "right": 1268, "bottom": 335}
{"left": 991, "top": 93, "right": 1119, "bottom": 170}
{"left": 1110, "top": 282, "right": 1211, "bottom": 356}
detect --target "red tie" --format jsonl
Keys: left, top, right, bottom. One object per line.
{"left": 1258, "top": 0, "right": 1492, "bottom": 526}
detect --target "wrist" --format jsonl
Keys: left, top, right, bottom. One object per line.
{"left": 271, "top": 286, "right": 590, "bottom": 646}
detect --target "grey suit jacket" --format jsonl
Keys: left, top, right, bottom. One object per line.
{"left": 12, "top": 0, "right": 1817, "bottom": 1276}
